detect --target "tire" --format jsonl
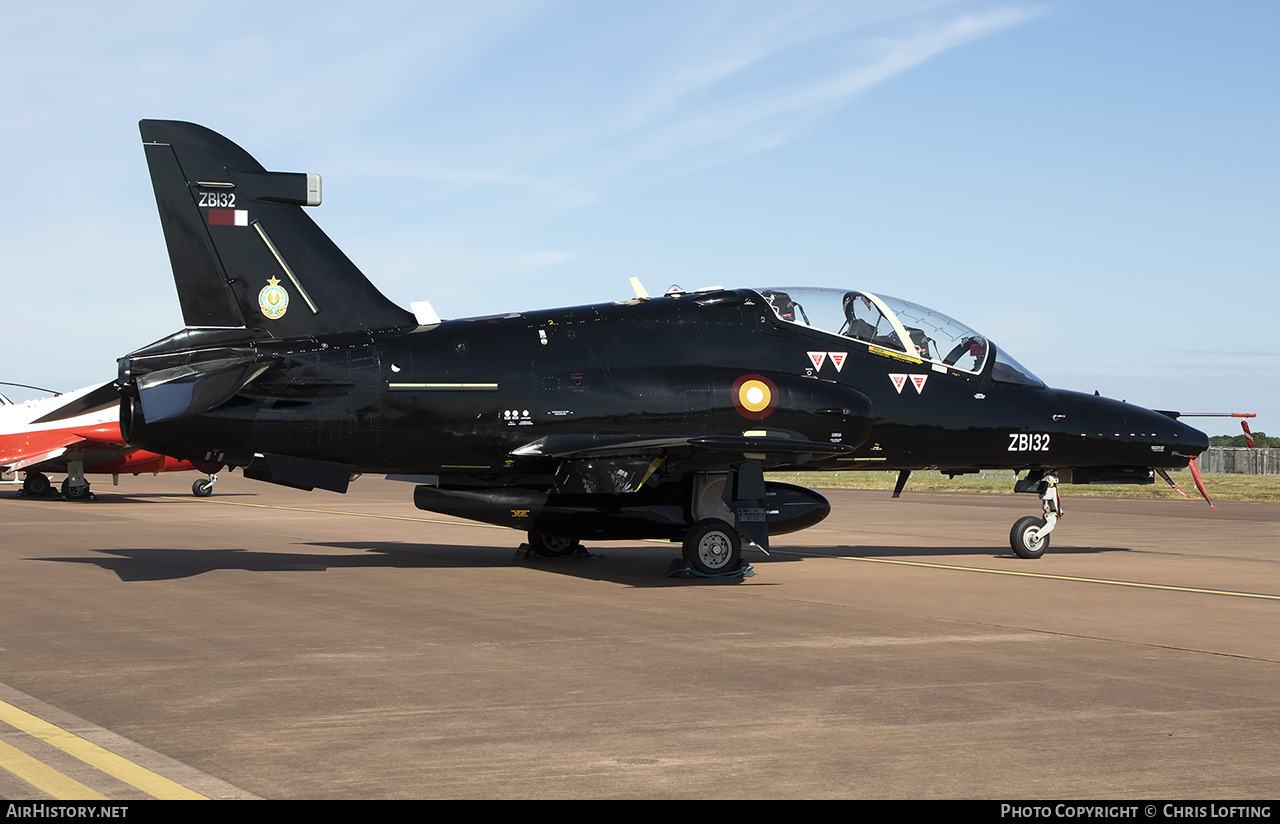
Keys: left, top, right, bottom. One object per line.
{"left": 61, "top": 479, "right": 93, "bottom": 501}
{"left": 23, "top": 472, "right": 51, "bottom": 496}
{"left": 1010, "top": 516, "right": 1050, "bottom": 559}
{"left": 528, "top": 532, "right": 580, "bottom": 558}
{"left": 682, "top": 519, "right": 743, "bottom": 575}
{"left": 192, "top": 479, "right": 214, "bottom": 497}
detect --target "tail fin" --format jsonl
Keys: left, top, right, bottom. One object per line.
{"left": 139, "top": 120, "right": 415, "bottom": 338}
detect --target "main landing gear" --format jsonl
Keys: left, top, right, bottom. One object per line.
{"left": 60, "top": 478, "right": 94, "bottom": 501}
{"left": 1010, "top": 472, "right": 1061, "bottom": 559}
{"left": 22, "top": 471, "right": 52, "bottom": 497}
{"left": 20, "top": 471, "right": 92, "bottom": 500}
{"left": 682, "top": 518, "right": 744, "bottom": 576}
{"left": 520, "top": 466, "right": 762, "bottom": 577}
{"left": 526, "top": 532, "right": 582, "bottom": 558}
{"left": 526, "top": 520, "right": 748, "bottom": 576}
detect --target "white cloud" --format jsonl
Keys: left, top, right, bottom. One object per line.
{"left": 592, "top": 6, "right": 1039, "bottom": 177}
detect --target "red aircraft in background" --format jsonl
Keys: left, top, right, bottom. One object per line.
{"left": 1, "top": 382, "right": 222, "bottom": 500}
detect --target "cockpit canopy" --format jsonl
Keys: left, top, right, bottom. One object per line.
{"left": 756, "top": 287, "right": 1043, "bottom": 386}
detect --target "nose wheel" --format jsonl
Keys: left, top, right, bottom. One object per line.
{"left": 1010, "top": 472, "right": 1061, "bottom": 559}
{"left": 1010, "top": 516, "right": 1050, "bottom": 559}
{"left": 192, "top": 474, "right": 218, "bottom": 497}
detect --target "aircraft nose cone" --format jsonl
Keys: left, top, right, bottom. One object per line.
{"left": 1133, "top": 405, "right": 1209, "bottom": 464}
{"left": 1170, "top": 416, "right": 1209, "bottom": 457}
{"left": 1055, "top": 391, "right": 1208, "bottom": 469}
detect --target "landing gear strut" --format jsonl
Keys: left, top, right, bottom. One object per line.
{"left": 678, "top": 465, "right": 762, "bottom": 576}
{"left": 60, "top": 460, "right": 92, "bottom": 502}
{"left": 1010, "top": 472, "right": 1061, "bottom": 559}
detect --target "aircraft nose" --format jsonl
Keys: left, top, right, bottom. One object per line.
{"left": 1055, "top": 391, "right": 1208, "bottom": 469}
{"left": 1167, "top": 414, "right": 1209, "bottom": 457}
{"left": 1134, "top": 406, "right": 1209, "bottom": 465}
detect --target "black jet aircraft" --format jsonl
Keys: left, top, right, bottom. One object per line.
{"left": 114, "top": 120, "right": 1209, "bottom": 574}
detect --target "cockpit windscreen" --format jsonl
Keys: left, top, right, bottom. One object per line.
{"left": 757, "top": 287, "right": 1041, "bottom": 385}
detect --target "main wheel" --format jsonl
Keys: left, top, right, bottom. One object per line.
{"left": 192, "top": 478, "right": 214, "bottom": 497}
{"left": 61, "top": 479, "right": 93, "bottom": 501}
{"left": 1010, "top": 516, "right": 1050, "bottom": 559}
{"left": 682, "top": 519, "right": 742, "bottom": 575}
{"left": 23, "top": 472, "right": 51, "bottom": 496}
{"left": 528, "top": 532, "right": 581, "bottom": 558}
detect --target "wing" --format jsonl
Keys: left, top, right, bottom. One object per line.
{"left": 512, "top": 433, "right": 854, "bottom": 494}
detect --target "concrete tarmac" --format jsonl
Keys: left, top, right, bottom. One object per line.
{"left": 1, "top": 472, "right": 1277, "bottom": 799}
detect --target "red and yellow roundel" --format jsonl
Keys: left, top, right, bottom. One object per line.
{"left": 732, "top": 374, "right": 778, "bottom": 420}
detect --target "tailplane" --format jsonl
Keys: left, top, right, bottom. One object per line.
{"left": 140, "top": 120, "right": 415, "bottom": 338}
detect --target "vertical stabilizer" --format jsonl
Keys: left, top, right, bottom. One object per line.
{"left": 139, "top": 120, "right": 415, "bottom": 338}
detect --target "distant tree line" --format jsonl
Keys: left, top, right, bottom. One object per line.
{"left": 1209, "top": 431, "right": 1280, "bottom": 448}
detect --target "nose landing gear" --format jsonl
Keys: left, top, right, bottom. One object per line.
{"left": 1010, "top": 471, "right": 1061, "bottom": 559}
{"left": 192, "top": 474, "right": 218, "bottom": 497}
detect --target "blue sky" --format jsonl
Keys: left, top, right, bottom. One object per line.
{"left": 2, "top": 0, "right": 1275, "bottom": 436}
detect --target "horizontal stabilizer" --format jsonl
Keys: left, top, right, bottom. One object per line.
{"left": 31, "top": 383, "right": 119, "bottom": 425}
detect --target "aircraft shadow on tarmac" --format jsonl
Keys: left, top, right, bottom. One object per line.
{"left": 32, "top": 539, "right": 1129, "bottom": 585}
{"left": 33, "top": 546, "right": 442, "bottom": 583}
{"left": 34, "top": 542, "right": 758, "bottom": 586}
{"left": 311, "top": 540, "right": 764, "bottom": 587}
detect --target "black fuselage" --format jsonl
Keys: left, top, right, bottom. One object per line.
{"left": 120, "top": 288, "right": 1206, "bottom": 485}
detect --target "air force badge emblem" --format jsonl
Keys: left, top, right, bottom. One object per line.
{"left": 258, "top": 276, "right": 290, "bottom": 319}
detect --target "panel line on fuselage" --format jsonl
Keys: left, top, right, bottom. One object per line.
{"left": 387, "top": 383, "right": 499, "bottom": 391}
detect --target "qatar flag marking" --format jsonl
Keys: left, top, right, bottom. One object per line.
{"left": 208, "top": 209, "right": 249, "bottom": 226}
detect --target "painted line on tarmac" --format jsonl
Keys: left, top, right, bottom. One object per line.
{"left": 0, "top": 738, "right": 107, "bottom": 800}
{"left": 0, "top": 683, "right": 257, "bottom": 800}
{"left": 815, "top": 554, "right": 1280, "bottom": 601}
{"left": 0, "top": 699, "right": 205, "bottom": 799}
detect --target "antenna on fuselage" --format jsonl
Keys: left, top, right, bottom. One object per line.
{"left": 410, "top": 300, "right": 442, "bottom": 326}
